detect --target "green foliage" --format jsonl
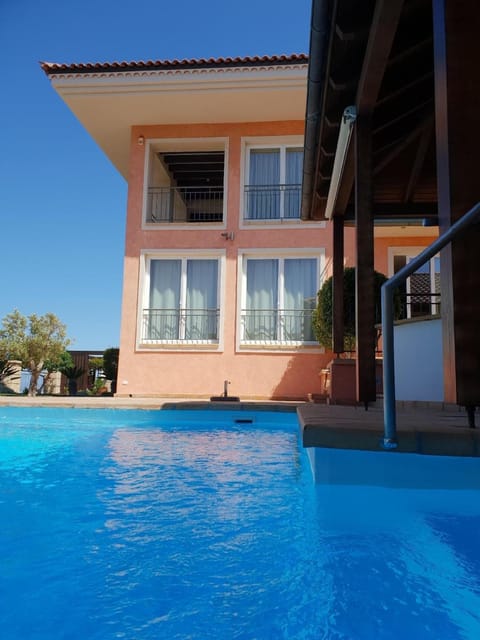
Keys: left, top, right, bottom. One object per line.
{"left": 0, "top": 359, "right": 19, "bottom": 383}
{"left": 312, "top": 267, "right": 388, "bottom": 352}
{"left": 86, "top": 378, "right": 107, "bottom": 396}
{"left": 0, "top": 359, "right": 20, "bottom": 393}
{"left": 88, "top": 357, "right": 104, "bottom": 373}
{"left": 60, "top": 365, "right": 85, "bottom": 380}
{"left": 60, "top": 365, "right": 85, "bottom": 396}
{"left": 44, "top": 350, "right": 73, "bottom": 374}
{"left": 103, "top": 348, "right": 119, "bottom": 381}
{"left": 0, "top": 310, "right": 71, "bottom": 396}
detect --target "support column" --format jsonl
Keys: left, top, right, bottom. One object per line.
{"left": 355, "top": 115, "right": 376, "bottom": 405}
{"left": 433, "top": 0, "right": 480, "bottom": 406}
{"left": 332, "top": 215, "right": 345, "bottom": 355}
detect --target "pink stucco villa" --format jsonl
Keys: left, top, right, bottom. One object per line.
{"left": 41, "top": 54, "right": 438, "bottom": 400}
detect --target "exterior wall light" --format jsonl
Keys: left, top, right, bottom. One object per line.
{"left": 137, "top": 135, "right": 145, "bottom": 145}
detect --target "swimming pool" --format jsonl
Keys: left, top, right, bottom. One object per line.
{"left": 0, "top": 407, "right": 479, "bottom": 639}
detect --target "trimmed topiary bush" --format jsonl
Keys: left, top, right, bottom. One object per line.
{"left": 312, "top": 267, "right": 390, "bottom": 353}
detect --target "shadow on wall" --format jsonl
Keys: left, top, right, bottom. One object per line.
{"left": 271, "top": 353, "right": 330, "bottom": 401}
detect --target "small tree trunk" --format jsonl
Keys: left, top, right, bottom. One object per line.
{"left": 38, "top": 371, "right": 51, "bottom": 395}
{"left": 28, "top": 361, "right": 44, "bottom": 397}
{"left": 28, "top": 371, "right": 40, "bottom": 396}
{"left": 68, "top": 379, "right": 78, "bottom": 396}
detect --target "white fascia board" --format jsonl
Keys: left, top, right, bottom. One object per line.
{"left": 49, "top": 65, "right": 308, "bottom": 97}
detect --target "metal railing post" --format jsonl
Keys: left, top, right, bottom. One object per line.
{"left": 381, "top": 201, "right": 480, "bottom": 448}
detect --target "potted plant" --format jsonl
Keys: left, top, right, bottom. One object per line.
{"left": 312, "top": 267, "right": 393, "bottom": 403}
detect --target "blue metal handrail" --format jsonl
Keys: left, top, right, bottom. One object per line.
{"left": 381, "top": 201, "right": 480, "bottom": 448}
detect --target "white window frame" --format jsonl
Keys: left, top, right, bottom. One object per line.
{"left": 239, "top": 136, "right": 326, "bottom": 230}
{"left": 138, "top": 249, "right": 226, "bottom": 351}
{"left": 237, "top": 248, "right": 325, "bottom": 352}
{"left": 388, "top": 246, "right": 441, "bottom": 318}
{"left": 142, "top": 138, "right": 228, "bottom": 231}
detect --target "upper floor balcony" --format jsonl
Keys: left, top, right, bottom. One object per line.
{"left": 146, "top": 149, "right": 225, "bottom": 225}
{"left": 147, "top": 186, "right": 223, "bottom": 223}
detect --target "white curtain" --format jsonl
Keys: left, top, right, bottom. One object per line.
{"left": 248, "top": 149, "right": 280, "bottom": 219}
{"left": 246, "top": 259, "right": 278, "bottom": 339}
{"left": 149, "top": 260, "right": 181, "bottom": 339}
{"left": 285, "top": 148, "right": 303, "bottom": 219}
{"left": 186, "top": 260, "right": 218, "bottom": 339}
{"left": 284, "top": 259, "right": 316, "bottom": 340}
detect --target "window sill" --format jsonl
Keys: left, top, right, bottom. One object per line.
{"left": 238, "top": 342, "right": 324, "bottom": 353}
{"left": 240, "top": 218, "right": 326, "bottom": 229}
{"left": 138, "top": 341, "right": 221, "bottom": 351}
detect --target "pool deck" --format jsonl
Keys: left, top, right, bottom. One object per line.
{"left": 298, "top": 401, "right": 480, "bottom": 457}
{"left": 0, "top": 395, "right": 478, "bottom": 457}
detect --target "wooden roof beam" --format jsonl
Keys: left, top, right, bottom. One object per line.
{"left": 373, "top": 98, "right": 432, "bottom": 136}
{"left": 403, "top": 116, "right": 434, "bottom": 202}
{"left": 387, "top": 36, "right": 433, "bottom": 67}
{"left": 328, "top": 0, "right": 405, "bottom": 218}
{"left": 355, "top": 0, "right": 405, "bottom": 114}
{"left": 373, "top": 120, "right": 426, "bottom": 175}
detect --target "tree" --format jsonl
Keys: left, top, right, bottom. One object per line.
{"left": 312, "top": 267, "right": 389, "bottom": 353}
{"left": 39, "top": 351, "right": 73, "bottom": 395}
{"left": 0, "top": 310, "right": 71, "bottom": 396}
{"left": 60, "top": 365, "right": 85, "bottom": 396}
{"left": 103, "top": 347, "right": 119, "bottom": 393}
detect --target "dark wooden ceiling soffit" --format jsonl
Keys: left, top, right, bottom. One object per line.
{"left": 328, "top": 0, "right": 405, "bottom": 220}
{"left": 160, "top": 152, "right": 225, "bottom": 188}
{"left": 355, "top": 0, "right": 405, "bottom": 114}
{"left": 308, "top": 0, "right": 375, "bottom": 219}
{"left": 303, "top": 0, "right": 437, "bottom": 222}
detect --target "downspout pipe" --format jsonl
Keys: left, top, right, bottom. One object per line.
{"left": 381, "top": 200, "right": 480, "bottom": 448}
{"left": 301, "top": 0, "right": 330, "bottom": 221}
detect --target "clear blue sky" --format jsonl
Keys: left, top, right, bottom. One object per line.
{"left": 0, "top": 0, "right": 311, "bottom": 350}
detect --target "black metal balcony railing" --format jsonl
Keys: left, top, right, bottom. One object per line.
{"left": 147, "top": 186, "right": 223, "bottom": 223}
{"left": 142, "top": 308, "right": 219, "bottom": 342}
{"left": 244, "top": 184, "right": 301, "bottom": 220}
{"left": 396, "top": 292, "right": 441, "bottom": 320}
{"left": 241, "top": 308, "right": 315, "bottom": 342}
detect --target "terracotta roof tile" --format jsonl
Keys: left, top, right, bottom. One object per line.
{"left": 40, "top": 53, "right": 308, "bottom": 75}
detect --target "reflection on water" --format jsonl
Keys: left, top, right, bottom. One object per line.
{"left": 0, "top": 410, "right": 479, "bottom": 640}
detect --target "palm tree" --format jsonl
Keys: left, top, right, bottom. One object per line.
{"left": 60, "top": 365, "right": 85, "bottom": 396}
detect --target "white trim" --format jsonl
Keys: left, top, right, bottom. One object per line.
{"left": 137, "top": 249, "right": 226, "bottom": 351}
{"left": 388, "top": 246, "right": 441, "bottom": 318}
{"left": 236, "top": 248, "right": 325, "bottom": 353}
{"left": 387, "top": 246, "right": 432, "bottom": 276}
{"left": 142, "top": 137, "right": 229, "bottom": 230}
{"left": 49, "top": 65, "right": 308, "bottom": 92}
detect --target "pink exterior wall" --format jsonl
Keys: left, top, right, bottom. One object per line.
{"left": 373, "top": 236, "right": 437, "bottom": 275}
{"left": 117, "top": 120, "right": 435, "bottom": 400}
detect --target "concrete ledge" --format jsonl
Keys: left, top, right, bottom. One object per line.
{"left": 298, "top": 402, "right": 480, "bottom": 457}
{"left": 0, "top": 395, "right": 300, "bottom": 413}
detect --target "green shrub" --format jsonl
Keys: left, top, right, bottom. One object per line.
{"left": 312, "top": 267, "right": 389, "bottom": 352}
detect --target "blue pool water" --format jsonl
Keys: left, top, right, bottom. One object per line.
{"left": 0, "top": 408, "right": 480, "bottom": 639}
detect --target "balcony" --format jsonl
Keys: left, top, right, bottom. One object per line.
{"left": 147, "top": 186, "right": 224, "bottom": 224}
{"left": 244, "top": 184, "right": 301, "bottom": 221}
{"left": 396, "top": 292, "right": 441, "bottom": 320}
{"left": 240, "top": 308, "right": 314, "bottom": 343}
{"left": 141, "top": 308, "right": 219, "bottom": 343}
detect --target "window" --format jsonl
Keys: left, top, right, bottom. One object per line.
{"left": 244, "top": 145, "right": 303, "bottom": 221}
{"left": 240, "top": 256, "right": 318, "bottom": 344}
{"left": 390, "top": 249, "right": 440, "bottom": 318}
{"left": 142, "top": 257, "right": 220, "bottom": 343}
